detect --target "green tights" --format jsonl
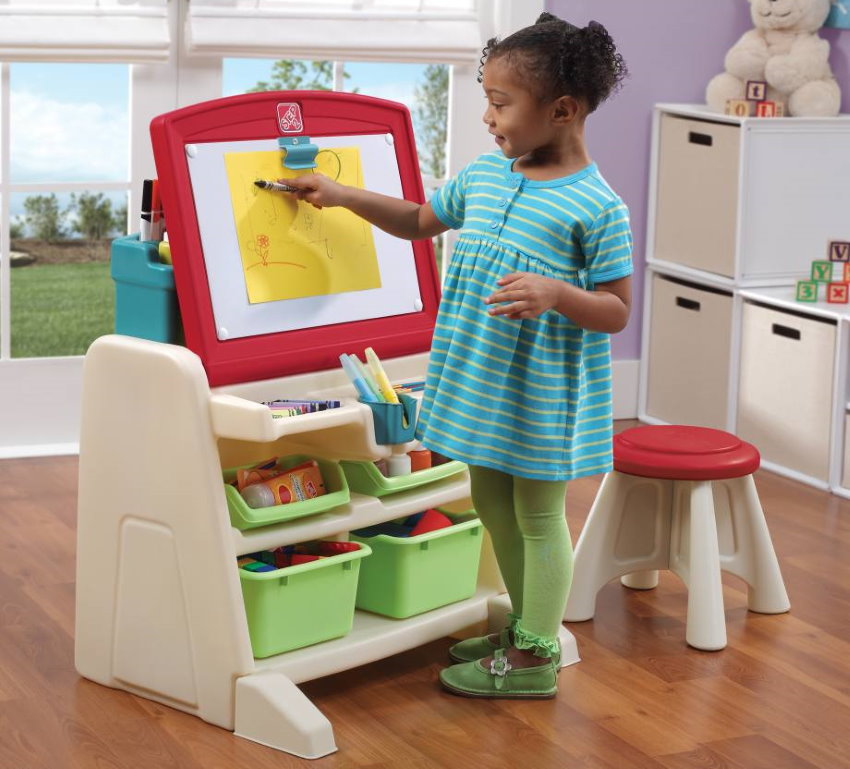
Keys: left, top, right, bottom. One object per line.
{"left": 468, "top": 465, "right": 573, "bottom": 659}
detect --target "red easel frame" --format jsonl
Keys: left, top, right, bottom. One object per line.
{"left": 150, "top": 90, "right": 440, "bottom": 387}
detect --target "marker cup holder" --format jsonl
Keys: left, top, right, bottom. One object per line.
{"left": 362, "top": 394, "right": 418, "bottom": 444}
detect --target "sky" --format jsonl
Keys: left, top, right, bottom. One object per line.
{"left": 8, "top": 59, "right": 428, "bottom": 228}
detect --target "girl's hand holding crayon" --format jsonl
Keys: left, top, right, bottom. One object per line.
{"left": 485, "top": 272, "right": 561, "bottom": 320}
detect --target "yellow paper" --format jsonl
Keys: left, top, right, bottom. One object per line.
{"left": 224, "top": 147, "right": 381, "bottom": 304}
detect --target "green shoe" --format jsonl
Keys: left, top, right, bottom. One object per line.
{"left": 447, "top": 627, "right": 511, "bottom": 664}
{"left": 439, "top": 649, "right": 558, "bottom": 699}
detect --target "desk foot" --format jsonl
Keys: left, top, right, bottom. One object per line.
{"left": 235, "top": 671, "right": 337, "bottom": 759}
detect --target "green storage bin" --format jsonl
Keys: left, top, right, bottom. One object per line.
{"left": 224, "top": 455, "right": 350, "bottom": 530}
{"left": 340, "top": 458, "right": 466, "bottom": 498}
{"left": 239, "top": 541, "right": 371, "bottom": 658}
{"left": 350, "top": 512, "right": 482, "bottom": 618}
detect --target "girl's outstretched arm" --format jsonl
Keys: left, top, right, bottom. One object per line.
{"left": 283, "top": 173, "right": 448, "bottom": 242}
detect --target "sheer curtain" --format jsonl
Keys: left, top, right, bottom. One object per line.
{"left": 0, "top": 1, "right": 170, "bottom": 62}
{"left": 186, "top": 0, "right": 491, "bottom": 62}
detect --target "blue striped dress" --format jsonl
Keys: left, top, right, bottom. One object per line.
{"left": 416, "top": 152, "right": 633, "bottom": 481}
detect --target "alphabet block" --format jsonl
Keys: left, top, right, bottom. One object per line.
{"left": 725, "top": 99, "right": 752, "bottom": 118}
{"left": 811, "top": 260, "right": 833, "bottom": 282}
{"left": 829, "top": 240, "right": 850, "bottom": 262}
{"left": 755, "top": 100, "right": 777, "bottom": 118}
{"left": 746, "top": 80, "right": 768, "bottom": 101}
{"left": 827, "top": 283, "right": 849, "bottom": 303}
{"left": 796, "top": 280, "right": 819, "bottom": 302}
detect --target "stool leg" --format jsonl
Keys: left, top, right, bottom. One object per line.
{"left": 565, "top": 472, "right": 638, "bottom": 622}
{"left": 685, "top": 480, "right": 727, "bottom": 651}
{"left": 621, "top": 570, "right": 659, "bottom": 589}
{"left": 728, "top": 475, "right": 791, "bottom": 614}
{"left": 564, "top": 473, "right": 618, "bottom": 622}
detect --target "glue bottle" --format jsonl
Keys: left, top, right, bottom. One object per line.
{"left": 386, "top": 452, "right": 412, "bottom": 477}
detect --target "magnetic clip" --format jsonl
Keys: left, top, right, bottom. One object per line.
{"left": 278, "top": 136, "right": 319, "bottom": 170}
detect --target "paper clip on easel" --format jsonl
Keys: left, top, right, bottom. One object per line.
{"left": 279, "top": 136, "right": 319, "bottom": 170}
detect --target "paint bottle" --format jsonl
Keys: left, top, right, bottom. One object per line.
{"left": 408, "top": 443, "right": 432, "bottom": 472}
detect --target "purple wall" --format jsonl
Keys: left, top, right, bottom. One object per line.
{"left": 547, "top": 0, "right": 850, "bottom": 360}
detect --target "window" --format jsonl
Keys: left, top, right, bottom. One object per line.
{"left": 223, "top": 56, "right": 448, "bottom": 265}
{"left": 224, "top": 58, "right": 439, "bottom": 176}
{"left": 7, "top": 62, "right": 129, "bottom": 358}
{"left": 0, "top": 0, "right": 540, "bottom": 456}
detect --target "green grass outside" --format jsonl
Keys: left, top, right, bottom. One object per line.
{"left": 10, "top": 261, "right": 114, "bottom": 358}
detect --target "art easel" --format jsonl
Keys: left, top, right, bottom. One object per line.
{"left": 75, "top": 91, "right": 579, "bottom": 759}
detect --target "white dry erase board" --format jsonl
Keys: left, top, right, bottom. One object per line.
{"left": 186, "top": 133, "right": 421, "bottom": 341}
{"left": 151, "top": 91, "right": 441, "bottom": 386}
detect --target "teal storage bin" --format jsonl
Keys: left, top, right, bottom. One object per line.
{"left": 362, "top": 394, "right": 418, "bottom": 444}
{"left": 350, "top": 511, "right": 482, "bottom": 618}
{"left": 111, "top": 233, "right": 181, "bottom": 343}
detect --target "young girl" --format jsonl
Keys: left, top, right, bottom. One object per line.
{"left": 285, "top": 12, "right": 632, "bottom": 699}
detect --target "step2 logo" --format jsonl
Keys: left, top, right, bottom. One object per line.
{"left": 277, "top": 103, "right": 303, "bottom": 134}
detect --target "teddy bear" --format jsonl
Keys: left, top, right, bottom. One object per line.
{"left": 706, "top": 0, "right": 841, "bottom": 117}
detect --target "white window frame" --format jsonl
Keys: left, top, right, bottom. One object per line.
{"left": 0, "top": 0, "right": 541, "bottom": 457}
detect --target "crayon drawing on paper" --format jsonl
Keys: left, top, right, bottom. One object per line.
{"left": 224, "top": 147, "right": 381, "bottom": 304}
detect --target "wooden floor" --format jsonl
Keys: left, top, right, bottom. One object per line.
{"left": 1, "top": 443, "right": 849, "bottom": 769}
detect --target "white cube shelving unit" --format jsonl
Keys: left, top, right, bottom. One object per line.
{"left": 639, "top": 104, "right": 850, "bottom": 495}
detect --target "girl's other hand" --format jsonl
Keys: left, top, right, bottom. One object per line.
{"left": 485, "top": 272, "right": 560, "bottom": 320}
{"left": 281, "top": 174, "right": 347, "bottom": 209}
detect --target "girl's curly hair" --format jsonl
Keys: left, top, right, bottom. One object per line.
{"left": 478, "top": 12, "right": 627, "bottom": 113}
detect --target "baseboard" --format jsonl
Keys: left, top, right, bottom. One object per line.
{"left": 0, "top": 443, "right": 79, "bottom": 460}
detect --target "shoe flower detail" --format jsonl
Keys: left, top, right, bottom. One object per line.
{"left": 489, "top": 649, "right": 512, "bottom": 689}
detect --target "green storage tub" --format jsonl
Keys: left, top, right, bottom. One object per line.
{"left": 350, "top": 512, "right": 482, "bottom": 618}
{"left": 239, "top": 541, "right": 371, "bottom": 658}
{"left": 224, "top": 455, "right": 350, "bottom": 530}
{"left": 340, "top": 458, "right": 466, "bottom": 498}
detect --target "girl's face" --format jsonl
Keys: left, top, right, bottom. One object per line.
{"left": 481, "top": 56, "right": 558, "bottom": 160}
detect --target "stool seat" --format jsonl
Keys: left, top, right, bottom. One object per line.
{"left": 565, "top": 425, "right": 789, "bottom": 651}
{"left": 614, "top": 425, "right": 761, "bottom": 480}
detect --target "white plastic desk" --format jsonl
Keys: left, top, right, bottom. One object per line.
{"left": 74, "top": 334, "right": 579, "bottom": 759}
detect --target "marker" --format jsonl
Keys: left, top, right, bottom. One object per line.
{"left": 140, "top": 179, "right": 152, "bottom": 240}
{"left": 349, "top": 354, "right": 383, "bottom": 402}
{"left": 339, "top": 354, "right": 380, "bottom": 403}
{"left": 150, "top": 179, "right": 164, "bottom": 241}
{"left": 365, "top": 347, "right": 399, "bottom": 404}
{"left": 254, "top": 179, "right": 298, "bottom": 193}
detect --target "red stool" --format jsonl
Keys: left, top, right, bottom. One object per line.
{"left": 564, "top": 425, "right": 790, "bottom": 650}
